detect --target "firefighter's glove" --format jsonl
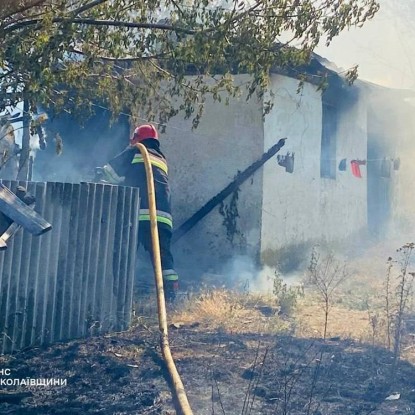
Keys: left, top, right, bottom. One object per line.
{"left": 94, "top": 167, "right": 104, "bottom": 182}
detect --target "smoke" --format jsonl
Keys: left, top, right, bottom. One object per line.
{"left": 220, "top": 254, "right": 304, "bottom": 295}
{"left": 315, "top": 0, "right": 415, "bottom": 90}
{"left": 33, "top": 110, "right": 130, "bottom": 183}
{"left": 311, "top": 1, "right": 415, "bottom": 254}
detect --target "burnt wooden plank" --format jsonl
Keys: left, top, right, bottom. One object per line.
{"left": 0, "top": 237, "right": 7, "bottom": 250}
{"left": 1, "top": 222, "right": 23, "bottom": 244}
{"left": 0, "top": 183, "right": 52, "bottom": 235}
{"left": 0, "top": 201, "right": 36, "bottom": 251}
{"left": 172, "top": 138, "right": 286, "bottom": 243}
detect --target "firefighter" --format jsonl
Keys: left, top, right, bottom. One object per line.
{"left": 98, "top": 124, "right": 179, "bottom": 302}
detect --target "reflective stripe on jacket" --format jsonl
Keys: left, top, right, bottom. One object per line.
{"left": 105, "top": 144, "right": 172, "bottom": 231}
{"left": 132, "top": 154, "right": 168, "bottom": 174}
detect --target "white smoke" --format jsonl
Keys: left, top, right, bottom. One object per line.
{"left": 315, "top": 0, "right": 415, "bottom": 90}
{"left": 220, "top": 254, "right": 304, "bottom": 295}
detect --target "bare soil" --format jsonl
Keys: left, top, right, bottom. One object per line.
{"left": 1, "top": 315, "right": 415, "bottom": 415}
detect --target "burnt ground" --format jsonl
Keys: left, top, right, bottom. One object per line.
{"left": 1, "top": 321, "right": 415, "bottom": 415}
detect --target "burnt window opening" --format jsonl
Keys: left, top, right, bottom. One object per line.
{"left": 320, "top": 102, "right": 338, "bottom": 179}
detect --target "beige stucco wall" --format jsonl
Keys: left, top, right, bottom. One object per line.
{"left": 161, "top": 73, "right": 369, "bottom": 275}
{"left": 161, "top": 75, "right": 265, "bottom": 272}
{"left": 261, "top": 74, "right": 368, "bottom": 267}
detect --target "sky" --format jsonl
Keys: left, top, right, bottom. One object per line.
{"left": 315, "top": 0, "right": 415, "bottom": 90}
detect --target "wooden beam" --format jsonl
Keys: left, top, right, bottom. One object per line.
{"left": 172, "top": 138, "right": 286, "bottom": 243}
{"left": 0, "top": 183, "right": 52, "bottom": 235}
{"left": 0, "top": 202, "right": 36, "bottom": 250}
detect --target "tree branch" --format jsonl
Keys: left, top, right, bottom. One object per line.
{"left": 4, "top": 17, "right": 198, "bottom": 35}
{"left": 169, "top": 0, "right": 186, "bottom": 19}
{"left": 226, "top": 1, "right": 262, "bottom": 29}
{"left": 0, "top": 0, "right": 47, "bottom": 20}
{"left": 69, "top": 48, "right": 170, "bottom": 62}
{"left": 71, "top": 0, "right": 109, "bottom": 16}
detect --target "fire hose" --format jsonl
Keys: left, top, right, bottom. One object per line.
{"left": 134, "top": 143, "right": 194, "bottom": 415}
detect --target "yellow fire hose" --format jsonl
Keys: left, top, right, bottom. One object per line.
{"left": 134, "top": 143, "right": 194, "bottom": 415}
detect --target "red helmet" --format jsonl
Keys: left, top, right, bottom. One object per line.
{"left": 131, "top": 124, "right": 158, "bottom": 144}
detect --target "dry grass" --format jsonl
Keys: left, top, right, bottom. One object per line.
{"left": 171, "top": 288, "right": 291, "bottom": 334}
{"left": 171, "top": 287, "right": 415, "bottom": 363}
{"left": 295, "top": 300, "right": 376, "bottom": 342}
{"left": 296, "top": 269, "right": 399, "bottom": 347}
{"left": 295, "top": 268, "right": 386, "bottom": 342}
{"left": 134, "top": 262, "right": 415, "bottom": 364}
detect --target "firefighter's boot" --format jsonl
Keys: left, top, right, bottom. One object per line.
{"left": 164, "top": 280, "right": 179, "bottom": 303}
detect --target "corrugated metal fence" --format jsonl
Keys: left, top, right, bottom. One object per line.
{"left": 0, "top": 181, "right": 139, "bottom": 354}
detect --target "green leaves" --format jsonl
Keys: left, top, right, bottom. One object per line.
{"left": 0, "top": 0, "right": 379, "bottom": 127}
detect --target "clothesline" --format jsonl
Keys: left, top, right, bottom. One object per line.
{"left": 290, "top": 156, "right": 400, "bottom": 162}
{"left": 343, "top": 158, "right": 399, "bottom": 161}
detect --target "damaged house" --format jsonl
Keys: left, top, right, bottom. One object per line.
{"left": 33, "top": 56, "right": 414, "bottom": 277}
{"left": 158, "top": 57, "right": 414, "bottom": 275}
{"left": 1, "top": 53, "right": 413, "bottom": 352}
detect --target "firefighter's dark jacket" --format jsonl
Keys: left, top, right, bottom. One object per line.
{"left": 102, "top": 139, "right": 173, "bottom": 231}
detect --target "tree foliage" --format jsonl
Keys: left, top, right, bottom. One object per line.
{"left": 0, "top": 0, "right": 379, "bottom": 127}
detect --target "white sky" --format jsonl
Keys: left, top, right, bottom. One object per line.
{"left": 315, "top": 0, "right": 415, "bottom": 90}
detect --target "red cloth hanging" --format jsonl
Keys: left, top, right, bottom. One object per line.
{"left": 350, "top": 160, "right": 366, "bottom": 178}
